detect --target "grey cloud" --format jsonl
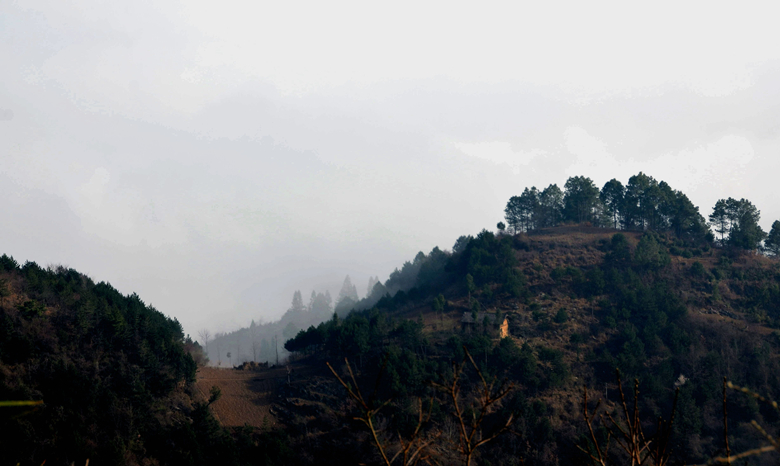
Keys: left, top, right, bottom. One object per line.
{"left": 3, "top": 2, "right": 780, "bottom": 337}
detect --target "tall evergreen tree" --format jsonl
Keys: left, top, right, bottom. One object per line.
{"left": 726, "top": 198, "right": 766, "bottom": 250}
{"left": 600, "top": 178, "right": 625, "bottom": 229}
{"left": 336, "top": 275, "right": 359, "bottom": 313}
{"left": 518, "top": 187, "right": 540, "bottom": 231}
{"left": 563, "top": 176, "right": 600, "bottom": 224}
{"left": 538, "top": 184, "right": 564, "bottom": 228}
{"left": 654, "top": 180, "right": 676, "bottom": 231}
{"left": 453, "top": 235, "right": 472, "bottom": 254}
{"left": 366, "top": 275, "right": 379, "bottom": 296}
{"left": 310, "top": 291, "right": 332, "bottom": 317}
{"left": 309, "top": 290, "right": 317, "bottom": 311}
{"left": 669, "top": 190, "right": 709, "bottom": 241}
{"left": 290, "top": 290, "right": 305, "bottom": 313}
{"left": 623, "top": 172, "right": 661, "bottom": 230}
{"left": 765, "top": 220, "right": 780, "bottom": 257}
{"left": 709, "top": 199, "right": 730, "bottom": 244}
{"left": 504, "top": 195, "right": 523, "bottom": 234}
{"left": 337, "top": 275, "right": 359, "bottom": 305}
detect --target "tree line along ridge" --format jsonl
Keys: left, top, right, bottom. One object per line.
{"left": 501, "top": 172, "right": 780, "bottom": 254}
{"left": 6, "top": 171, "right": 780, "bottom": 464}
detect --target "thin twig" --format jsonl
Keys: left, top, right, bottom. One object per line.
{"left": 722, "top": 377, "right": 730, "bottom": 464}
{"left": 430, "top": 347, "right": 515, "bottom": 466}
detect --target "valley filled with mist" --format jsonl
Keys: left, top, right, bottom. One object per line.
{"left": 5, "top": 172, "right": 780, "bottom": 464}
{"left": 4, "top": 2, "right": 780, "bottom": 464}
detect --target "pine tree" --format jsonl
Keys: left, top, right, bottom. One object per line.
{"left": 709, "top": 199, "right": 730, "bottom": 244}
{"left": 309, "top": 290, "right": 317, "bottom": 312}
{"left": 538, "top": 184, "right": 564, "bottom": 228}
{"left": 504, "top": 196, "right": 523, "bottom": 234}
{"left": 600, "top": 178, "right": 625, "bottom": 229}
{"left": 765, "top": 220, "right": 780, "bottom": 257}
{"left": 721, "top": 198, "right": 766, "bottom": 250}
{"left": 337, "top": 275, "right": 359, "bottom": 306}
{"left": 291, "top": 290, "right": 305, "bottom": 313}
{"left": 563, "top": 176, "right": 600, "bottom": 224}
{"left": 366, "top": 276, "right": 379, "bottom": 296}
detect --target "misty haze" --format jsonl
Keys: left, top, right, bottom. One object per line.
{"left": 2, "top": 2, "right": 780, "bottom": 465}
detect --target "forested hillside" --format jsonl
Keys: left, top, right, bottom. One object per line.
{"left": 0, "top": 256, "right": 291, "bottom": 465}
{"left": 276, "top": 173, "right": 780, "bottom": 465}
{"left": 5, "top": 171, "right": 780, "bottom": 465}
{"left": 283, "top": 227, "right": 780, "bottom": 465}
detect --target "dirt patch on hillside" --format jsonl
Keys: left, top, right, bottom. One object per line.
{"left": 195, "top": 362, "right": 328, "bottom": 428}
{"left": 195, "top": 366, "right": 287, "bottom": 427}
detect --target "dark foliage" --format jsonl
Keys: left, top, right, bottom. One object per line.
{"left": 0, "top": 256, "right": 295, "bottom": 466}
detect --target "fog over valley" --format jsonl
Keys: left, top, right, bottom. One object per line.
{"left": 2, "top": 1, "right": 779, "bottom": 337}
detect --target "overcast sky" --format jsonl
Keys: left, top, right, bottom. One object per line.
{"left": 1, "top": 1, "right": 779, "bottom": 335}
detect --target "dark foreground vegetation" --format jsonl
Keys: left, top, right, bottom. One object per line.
{"left": 4, "top": 172, "right": 780, "bottom": 465}
{"left": 0, "top": 256, "right": 293, "bottom": 466}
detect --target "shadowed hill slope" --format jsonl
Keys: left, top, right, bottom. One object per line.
{"left": 278, "top": 227, "right": 780, "bottom": 465}
{"left": 0, "top": 256, "right": 296, "bottom": 466}
{"left": 4, "top": 222, "right": 780, "bottom": 465}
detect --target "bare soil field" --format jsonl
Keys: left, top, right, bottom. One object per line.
{"left": 195, "top": 362, "right": 328, "bottom": 428}
{"left": 195, "top": 366, "right": 288, "bottom": 427}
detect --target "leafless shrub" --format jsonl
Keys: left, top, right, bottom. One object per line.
{"left": 430, "top": 347, "right": 515, "bottom": 466}
{"left": 327, "top": 358, "right": 439, "bottom": 466}
{"left": 691, "top": 378, "right": 778, "bottom": 465}
{"left": 581, "top": 370, "right": 678, "bottom": 466}
{"left": 328, "top": 347, "right": 515, "bottom": 466}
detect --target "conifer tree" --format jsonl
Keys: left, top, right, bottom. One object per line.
{"left": 564, "top": 176, "right": 600, "bottom": 224}
{"left": 726, "top": 198, "right": 766, "bottom": 250}
{"left": 337, "top": 275, "right": 359, "bottom": 306}
{"left": 600, "top": 178, "right": 625, "bottom": 229}
{"left": 290, "top": 290, "right": 305, "bottom": 313}
{"left": 518, "top": 186, "right": 540, "bottom": 231}
{"left": 538, "top": 183, "right": 564, "bottom": 227}
{"left": 366, "top": 275, "right": 379, "bottom": 296}
{"left": 765, "top": 220, "right": 780, "bottom": 257}
{"left": 709, "top": 199, "right": 730, "bottom": 244}
{"left": 711, "top": 198, "right": 766, "bottom": 250}
{"left": 504, "top": 195, "right": 523, "bottom": 234}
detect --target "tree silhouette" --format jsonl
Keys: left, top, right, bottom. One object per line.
{"left": 709, "top": 199, "right": 730, "bottom": 244}
{"left": 600, "top": 178, "right": 625, "bottom": 229}
{"left": 564, "top": 176, "right": 600, "bottom": 224}
{"left": 765, "top": 220, "right": 780, "bottom": 257}
{"left": 290, "top": 290, "right": 305, "bottom": 313}
{"left": 504, "top": 195, "right": 523, "bottom": 234}
{"left": 538, "top": 183, "right": 564, "bottom": 228}
{"left": 725, "top": 198, "right": 766, "bottom": 250}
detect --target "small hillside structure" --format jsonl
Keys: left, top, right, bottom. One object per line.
{"left": 461, "top": 312, "right": 510, "bottom": 338}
